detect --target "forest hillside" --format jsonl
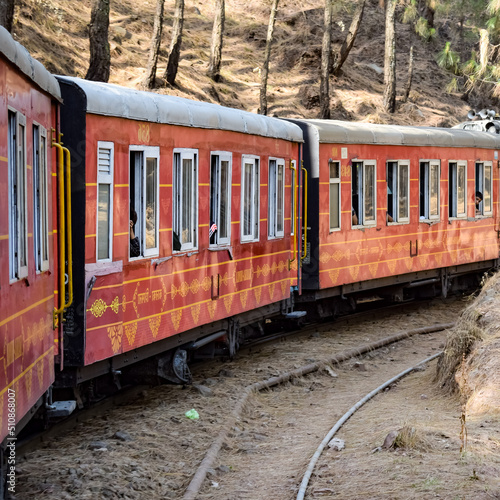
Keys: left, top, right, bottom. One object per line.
{"left": 8, "top": 0, "right": 497, "bottom": 126}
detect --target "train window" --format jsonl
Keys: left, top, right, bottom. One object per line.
{"left": 329, "top": 160, "right": 340, "bottom": 231}
{"left": 173, "top": 149, "right": 198, "bottom": 252}
{"left": 241, "top": 155, "right": 260, "bottom": 242}
{"left": 8, "top": 109, "right": 28, "bottom": 281}
{"left": 210, "top": 152, "right": 232, "bottom": 246}
{"left": 475, "top": 162, "right": 492, "bottom": 216}
{"left": 387, "top": 161, "right": 410, "bottom": 223}
{"left": 97, "top": 142, "right": 114, "bottom": 261}
{"left": 352, "top": 161, "right": 376, "bottom": 227}
{"left": 419, "top": 161, "right": 440, "bottom": 221}
{"left": 33, "top": 124, "right": 49, "bottom": 272}
{"left": 130, "top": 146, "right": 160, "bottom": 258}
{"left": 448, "top": 161, "right": 467, "bottom": 219}
{"left": 268, "top": 158, "right": 285, "bottom": 239}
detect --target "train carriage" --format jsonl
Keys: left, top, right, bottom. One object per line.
{"left": 291, "top": 119, "right": 500, "bottom": 314}
{"left": 0, "top": 26, "right": 61, "bottom": 447}
{"left": 55, "top": 76, "right": 303, "bottom": 388}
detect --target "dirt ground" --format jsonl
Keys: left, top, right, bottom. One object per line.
{"left": 11, "top": 0, "right": 482, "bottom": 126}
{"left": 13, "top": 297, "right": 500, "bottom": 499}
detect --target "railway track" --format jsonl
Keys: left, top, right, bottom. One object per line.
{"left": 14, "top": 297, "right": 466, "bottom": 499}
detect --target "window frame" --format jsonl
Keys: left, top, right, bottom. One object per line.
{"left": 33, "top": 123, "right": 50, "bottom": 272}
{"left": 351, "top": 159, "right": 377, "bottom": 227}
{"left": 129, "top": 145, "right": 160, "bottom": 259}
{"left": 241, "top": 154, "right": 260, "bottom": 243}
{"left": 291, "top": 159, "right": 296, "bottom": 236}
{"left": 387, "top": 160, "right": 410, "bottom": 224}
{"left": 329, "top": 160, "right": 341, "bottom": 232}
{"left": 8, "top": 108, "right": 28, "bottom": 282}
{"left": 96, "top": 141, "right": 114, "bottom": 262}
{"left": 419, "top": 160, "right": 441, "bottom": 222}
{"left": 209, "top": 151, "right": 232, "bottom": 247}
{"left": 475, "top": 161, "right": 493, "bottom": 217}
{"left": 173, "top": 148, "right": 198, "bottom": 253}
{"left": 448, "top": 160, "right": 467, "bottom": 220}
{"left": 268, "top": 157, "right": 285, "bottom": 239}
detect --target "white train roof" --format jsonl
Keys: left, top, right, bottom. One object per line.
{"left": 297, "top": 119, "right": 500, "bottom": 149}
{"left": 0, "top": 26, "right": 61, "bottom": 101}
{"left": 56, "top": 76, "right": 303, "bottom": 143}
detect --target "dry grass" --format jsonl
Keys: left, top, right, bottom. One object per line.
{"left": 436, "top": 271, "right": 500, "bottom": 418}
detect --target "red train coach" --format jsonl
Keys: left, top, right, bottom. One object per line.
{"left": 0, "top": 26, "right": 62, "bottom": 448}
{"left": 55, "top": 76, "right": 303, "bottom": 391}
{"left": 291, "top": 119, "right": 500, "bottom": 315}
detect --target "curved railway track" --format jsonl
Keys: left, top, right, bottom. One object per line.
{"left": 15, "top": 297, "right": 467, "bottom": 499}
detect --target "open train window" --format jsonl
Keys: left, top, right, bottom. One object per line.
{"left": 268, "top": 158, "right": 285, "bottom": 239}
{"left": 351, "top": 160, "right": 376, "bottom": 227}
{"left": 8, "top": 109, "right": 28, "bottom": 281}
{"left": 130, "top": 146, "right": 160, "bottom": 258}
{"left": 33, "top": 124, "right": 49, "bottom": 272}
{"left": 241, "top": 155, "right": 260, "bottom": 242}
{"left": 97, "top": 142, "right": 114, "bottom": 262}
{"left": 387, "top": 161, "right": 409, "bottom": 223}
{"left": 173, "top": 149, "right": 198, "bottom": 252}
{"left": 448, "top": 161, "right": 467, "bottom": 219}
{"left": 329, "top": 160, "right": 340, "bottom": 231}
{"left": 210, "top": 152, "right": 231, "bottom": 246}
{"left": 475, "top": 162, "right": 492, "bottom": 216}
{"left": 419, "top": 161, "right": 440, "bottom": 221}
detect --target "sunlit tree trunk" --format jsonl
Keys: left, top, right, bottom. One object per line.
{"left": 207, "top": 0, "right": 225, "bottom": 82}
{"left": 332, "top": 0, "right": 366, "bottom": 76}
{"left": 0, "top": 0, "right": 15, "bottom": 32}
{"left": 402, "top": 45, "right": 414, "bottom": 103}
{"left": 259, "top": 0, "right": 279, "bottom": 115}
{"left": 85, "top": 0, "right": 110, "bottom": 82}
{"left": 383, "top": 0, "right": 397, "bottom": 113}
{"left": 143, "top": 0, "right": 165, "bottom": 89}
{"left": 320, "top": 0, "right": 334, "bottom": 119}
{"left": 163, "top": 0, "right": 184, "bottom": 86}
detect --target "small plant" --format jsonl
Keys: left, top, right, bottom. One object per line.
{"left": 394, "top": 424, "right": 419, "bottom": 449}
{"left": 415, "top": 17, "right": 436, "bottom": 42}
{"left": 437, "top": 42, "right": 460, "bottom": 74}
{"left": 403, "top": 0, "right": 417, "bottom": 25}
{"left": 446, "top": 78, "right": 458, "bottom": 93}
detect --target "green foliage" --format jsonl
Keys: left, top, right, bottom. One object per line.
{"left": 402, "top": 0, "right": 417, "bottom": 24}
{"left": 415, "top": 17, "right": 436, "bottom": 41}
{"left": 486, "top": 14, "right": 500, "bottom": 32}
{"left": 462, "top": 51, "right": 480, "bottom": 76}
{"left": 446, "top": 77, "right": 459, "bottom": 93}
{"left": 437, "top": 42, "right": 460, "bottom": 73}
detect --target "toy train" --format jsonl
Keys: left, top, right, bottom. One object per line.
{"left": 1, "top": 25, "right": 499, "bottom": 488}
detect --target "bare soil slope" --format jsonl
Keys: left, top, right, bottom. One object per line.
{"left": 10, "top": 0, "right": 480, "bottom": 125}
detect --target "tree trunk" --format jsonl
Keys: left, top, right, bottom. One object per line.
{"left": 207, "top": 0, "right": 225, "bottom": 82}
{"left": 320, "top": 0, "right": 334, "bottom": 119}
{"left": 0, "top": 0, "right": 15, "bottom": 32}
{"left": 420, "top": 0, "right": 434, "bottom": 28}
{"left": 163, "top": 0, "right": 184, "bottom": 86}
{"left": 332, "top": 0, "right": 366, "bottom": 76}
{"left": 382, "top": 0, "right": 397, "bottom": 113}
{"left": 85, "top": 0, "right": 111, "bottom": 82}
{"left": 143, "top": 0, "right": 165, "bottom": 89}
{"left": 259, "top": 0, "right": 279, "bottom": 115}
{"left": 402, "top": 45, "right": 414, "bottom": 103}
